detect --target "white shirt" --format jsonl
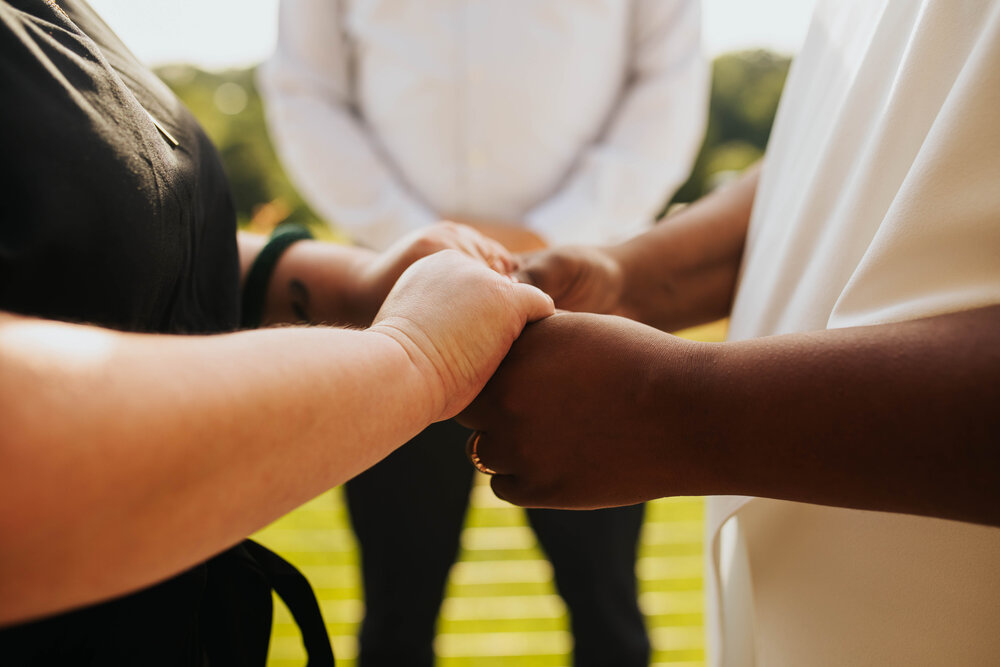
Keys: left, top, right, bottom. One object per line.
{"left": 710, "top": 1, "right": 1000, "bottom": 664}
{"left": 259, "top": 0, "right": 708, "bottom": 249}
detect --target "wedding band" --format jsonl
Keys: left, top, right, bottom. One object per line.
{"left": 466, "top": 431, "right": 497, "bottom": 475}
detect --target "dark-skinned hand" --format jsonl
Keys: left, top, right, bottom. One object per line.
{"left": 357, "top": 221, "right": 517, "bottom": 320}
{"left": 514, "top": 245, "right": 627, "bottom": 316}
{"left": 457, "top": 311, "right": 714, "bottom": 509}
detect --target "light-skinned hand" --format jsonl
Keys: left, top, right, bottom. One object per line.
{"left": 357, "top": 222, "right": 518, "bottom": 318}
{"left": 371, "top": 250, "right": 555, "bottom": 422}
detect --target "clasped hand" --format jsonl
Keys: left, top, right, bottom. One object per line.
{"left": 457, "top": 246, "right": 708, "bottom": 509}
{"left": 375, "top": 235, "right": 702, "bottom": 508}
{"left": 370, "top": 226, "right": 554, "bottom": 422}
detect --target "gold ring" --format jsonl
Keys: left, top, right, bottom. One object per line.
{"left": 466, "top": 431, "right": 497, "bottom": 475}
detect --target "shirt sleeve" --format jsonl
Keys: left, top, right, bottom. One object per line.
{"left": 258, "top": 0, "right": 437, "bottom": 250}
{"left": 524, "top": 0, "right": 709, "bottom": 246}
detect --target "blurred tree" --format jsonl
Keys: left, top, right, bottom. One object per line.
{"left": 670, "top": 49, "right": 791, "bottom": 205}
{"left": 158, "top": 49, "right": 791, "bottom": 235}
{"left": 157, "top": 65, "right": 328, "bottom": 235}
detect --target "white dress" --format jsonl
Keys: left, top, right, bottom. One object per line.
{"left": 710, "top": 1, "right": 1000, "bottom": 664}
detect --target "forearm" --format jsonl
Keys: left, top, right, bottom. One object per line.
{"left": 239, "top": 231, "right": 378, "bottom": 327}
{"left": 0, "top": 313, "right": 433, "bottom": 623}
{"left": 240, "top": 221, "right": 523, "bottom": 330}
{"left": 468, "top": 305, "right": 999, "bottom": 524}
{"left": 611, "top": 166, "right": 758, "bottom": 331}
{"left": 685, "top": 304, "right": 1000, "bottom": 524}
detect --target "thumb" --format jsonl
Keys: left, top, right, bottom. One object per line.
{"left": 508, "top": 280, "right": 555, "bottom": 323}
{"left": 512, "top": 266, "right": 535, "bottom": 286}
{"left": 512, "top": 252, "right": 551, "bottom": 289}
{"left": 512, "top": 249, "right": 578, "bottom": 301}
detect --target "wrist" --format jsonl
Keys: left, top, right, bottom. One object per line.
{"left": 365, "top": 318, "right": 448, "bottom": 423}
{"left": 599, "top": 243, "right": 633, "bottom": 318}
{"left": 241, "top": 224, "right": 314, "bottom": 328}
{"left": 606, "top": 226, "right": 697, "bottom": 332}
{"left": 691, "top": 338, "right": 762, "bottom": 496}
{"left": 266, "top": 241, "right": 381, "bottom": 328}
{"left": 339, "top": 251, "right": 385, "bottom": 326}
{"left": 647, "top": 334, "right": 736, "bottom": 497}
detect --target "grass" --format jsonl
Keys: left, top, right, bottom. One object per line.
{"left": 255, "top": 491, "right": 705, "bottom": 667}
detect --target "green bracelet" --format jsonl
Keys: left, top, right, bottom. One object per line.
{"left": 240, "top": 223, "right": 314, "bottom": 329}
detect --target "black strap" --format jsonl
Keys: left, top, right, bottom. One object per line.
{"left": 240, "top": 224, "right": 314, "bottom": 329}
{"left": 242, "top": 540, "right": 336, "bottom": 667}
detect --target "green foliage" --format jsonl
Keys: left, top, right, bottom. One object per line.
{"left": 671, "top": 50, "right": 791, "bottom": 204}
{"left": 156, "top": 65, "right": 323, "bottom": 230}
{"left": 157, "top": 49, "right": 791, "bottom": 231}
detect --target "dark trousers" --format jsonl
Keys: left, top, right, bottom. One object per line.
{"left": 345, "top": 420, "right": 650, "bottom": 667}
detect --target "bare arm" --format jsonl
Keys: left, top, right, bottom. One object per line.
{"left": 238, "top": 222, "right": 515, "bottom": 328}
{"left": 0, "top": 251, "right": 553, "bottom": 625}
{"left": 460, "top": 304, "right": 1000, "bottom": 526}
{"left": 715, "top": 304, "right": 1000, "bottom": 524}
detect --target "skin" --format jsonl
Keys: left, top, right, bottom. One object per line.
{"left": 514, "top": 165, "right": 759, "bottom": 330}
{"left": 239, "top": 221, "right": 518, "bottom": 327}
{"left": 0, "top": 227, "right": 553, "bottom": 626}
{"left": 458, "top": 167, "right": 1000, "bottom": 527}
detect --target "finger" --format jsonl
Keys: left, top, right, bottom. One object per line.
{"left": 490, "top": 474, "right": 527, "bottom": 506}
{"left": 491, "top": 249, "right": 517, "bottom": 275}
{"left": 455, "top": 392, "right": 490, "bottom": 431}
{"left": 465, "top": 431, "right": 496, "bottom": 475}
{"left": 458, "top": 228, "right": 516, "bottom": 274}
{"left": 451, "top": 232, "right": 486, "bottom": 262}
{"left": 455, "top": 374, "right": 509, "bottom": 435}
{"left": 511, "top": 255, "right": 540, "bottom": 286}
{"left": 512, "top": 247, "right": 555, "bottom": 280}
{"left": 508, "top": 282, "right": 555, "bottom": 323}
{"left": 484, "top": 239, "right": 517, "bottom": 274}
{"left": 482, "top": 245, "right": 514, "bottom": 275}
{"left": 467, "top": 430, "right": 514, "bottom": 476}
{"left": 469, "top": 240, "right": 512, "bottom": 275}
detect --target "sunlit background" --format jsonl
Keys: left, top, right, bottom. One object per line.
{"left": 89, "top": 0, "right": 817, "bottom": 68}
{"left": 81, "top": 1, "right": 816, "bottom": 664}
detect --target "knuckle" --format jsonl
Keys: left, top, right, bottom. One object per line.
{"left": 411, "top": 235, "right": 442, "bottom": 255}
{"left": 435, "top": 221, "right": 463, "bottom": 237}
{"left": 490, "top": 476, "right": 518, "bottom": 504}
